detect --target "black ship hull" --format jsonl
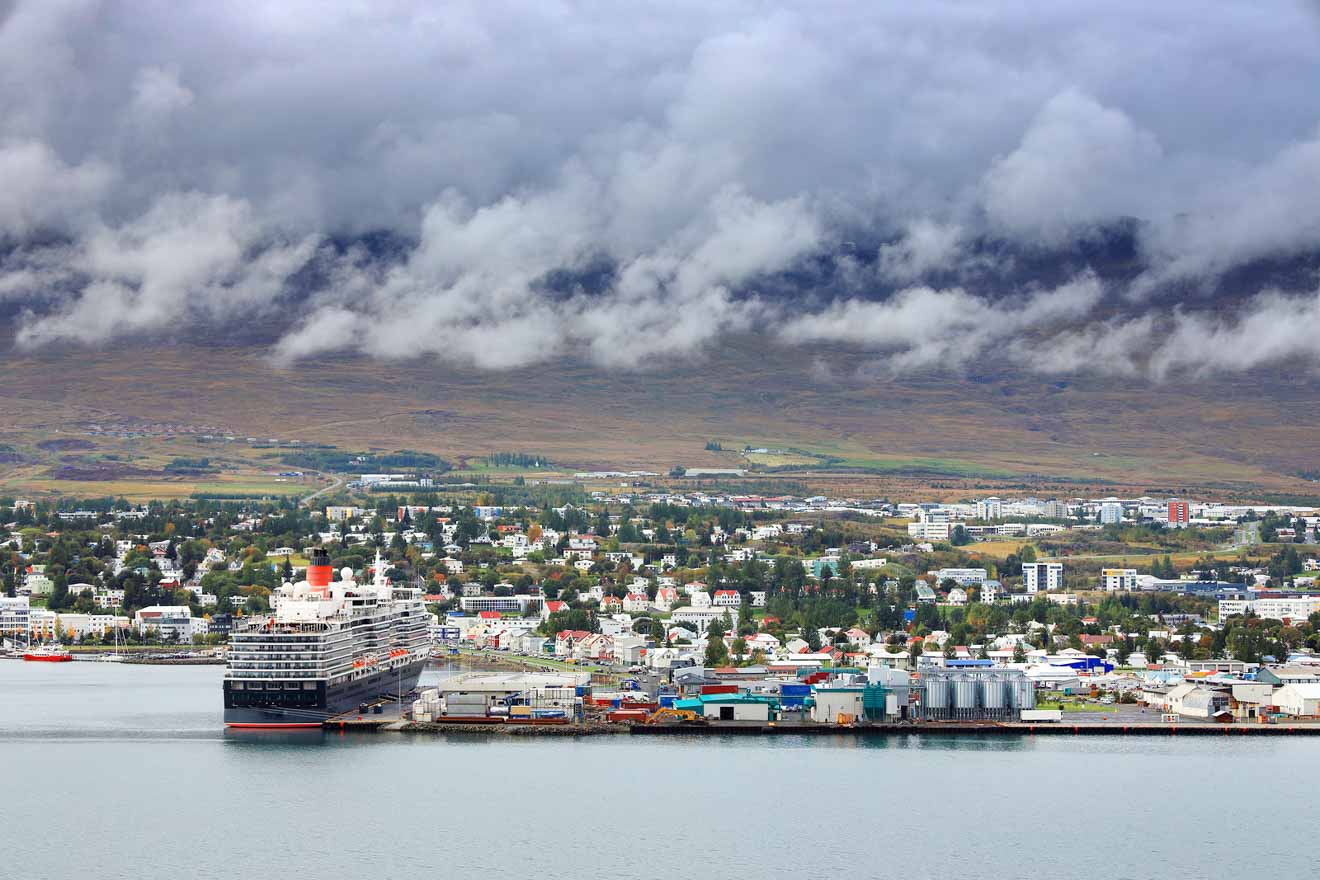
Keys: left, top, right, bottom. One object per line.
{"left": 224, "top": 660, "right": 427, "bottom": 727}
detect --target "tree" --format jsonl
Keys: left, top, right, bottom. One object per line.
{"left": 705, "top": 615, "right": 729, "bottom": 666}
{"left": 1012, "top": 642, "right": 1026, "bottom": 663}
{"left": 1116, "top": 638, "right": 1132, "bottom": 666}
{"left": 48, "top": 574, "right": 69, "bottom": 611}
{"left": 1147, "top": 638, "right": 1165, "bottom": 663}
{"left": 804, "top": 626, "right": 821, "bottom": 651}
{"left": 730, "top": 637, "right": 747, "bottom": 663}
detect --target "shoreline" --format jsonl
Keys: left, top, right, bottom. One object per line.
{"left": 320, "top": 717, "right": 1320, "bottom": 737}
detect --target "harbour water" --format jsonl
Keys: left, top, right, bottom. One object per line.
{"left": 2, "top": 660, "right": 1316, "bottom": 880}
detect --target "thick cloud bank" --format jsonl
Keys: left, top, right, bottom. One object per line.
{"left": 2, "top": 1, "right": 1320, "bottom": 377}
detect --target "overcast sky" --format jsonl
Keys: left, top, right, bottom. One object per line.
{"left": 3, "top": 1, "right": 1320, "bottom": 377}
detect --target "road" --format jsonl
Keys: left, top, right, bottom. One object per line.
{"left": 300, "top": 472, "right": 344, "bottom": 507}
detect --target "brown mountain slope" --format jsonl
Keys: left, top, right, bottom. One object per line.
{"left": 0, "top": 336, "right": 1316, "bottom": 499}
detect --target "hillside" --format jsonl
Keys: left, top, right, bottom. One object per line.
{"left": 1, "top": 336, "right": 1317, "bottom": 502}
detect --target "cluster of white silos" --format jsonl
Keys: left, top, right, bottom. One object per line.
{"left": 918, "top": 669, "right": 1035, "bottom": 720}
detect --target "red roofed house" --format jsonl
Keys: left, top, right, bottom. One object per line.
{"left": 713, "top": 589, "right": 741, "bottom": 607}
{"left": 599, "top": 595, "right": 622, "bottom": 612}
{"left": 554, "top": 630, "right": 593, "bottom": 657}
{"left": 541, "top": 599, "right": 568, "bottom": 620}
{"left": 576, "top": 633, "right": 615, "bottom": 661}
{"left": 623, "top": 592, "right": 650, "bottom": 613}
{"left": 653, "top": 587, "right": 679, "bottom": 612}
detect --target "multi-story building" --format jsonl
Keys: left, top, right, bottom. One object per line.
{"left": 1168, "top": 501, "right": 1190, "bottom": 526}
{"left": 1102, "top": 569, "right": 1139, "bottom": 591}
{"left": 907, "top": 520, "right": 951, "bottom": 541}
{"left": 94, "top": 588, "right": 126, "bottom": 609}
{"left": 851, "top": 558, "right": 889, "bottom": 570}
{"left": 935, "top": 568, "right": 988, "bottom": 586}
{"left": 0, "top": 596, "right": 31, "bottom": 637}
{"left": 975, "top": 498, "right": 1003, "bottom": 521}
{"left": 670, "top": 606, "right": 736, "bottom": 635}
{"left": 458, "top": 596, "right": 543, "bottom": 615}
{"left": 1044, "top": 500, "right": 1072, "bottom": 519}
{"left": 54, "top": 613, "right": 129, "bottom": 641}
{"left": 1219, "top": 596, "right": 1320, "bottom": 622}
{"left": 1099, "top": 502, "right": 1124, "bottom": 525}
{"left": 134, "top": 605, "right": 196, "bottom": 642}
{"left": 1022, "top": 562, "right": 1064, "bottom": 594}
{"left": 22, "top": 565, "right": 53, "bottom": 597}
{"left": 29, "top": 608, "right": 58, "bottom": 640}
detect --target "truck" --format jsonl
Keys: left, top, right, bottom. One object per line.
{"left": 1019, "top": 709, "right": 1064, "bottom": 723}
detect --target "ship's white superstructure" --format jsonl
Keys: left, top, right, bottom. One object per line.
{"left": 223, "top": 550, "right": 430, "bottom": 725}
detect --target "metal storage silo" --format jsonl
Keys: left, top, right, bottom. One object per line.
{"left": 921, "top": 673, "right": 949, "bottom": 720}
{"left": 952, "top": 674, "right": 979, "bottom": 718}
{"left": 1014, "top": 676, "right": 1036, "bottom": 714}
{"left": 1007, "top": 673, "right": 1026, "bottom": 709}
{"left": 980, "top": 674, "right": 1006, "bottom": 718}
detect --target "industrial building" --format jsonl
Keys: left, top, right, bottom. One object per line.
{"left": 674, "top": 693, "right": 774, "bottom": 722}
{"left": 425, "top": 671, "right": 590, "bottom": 718}
{"left": 917, "top": 669, "right": 1036, "bottom": 721}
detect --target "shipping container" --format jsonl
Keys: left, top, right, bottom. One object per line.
{"left": 606, "top": 709, "right": 649, "bottom": 723}
{"left": 701, "top": 684, "right": 738, "bottom": 695}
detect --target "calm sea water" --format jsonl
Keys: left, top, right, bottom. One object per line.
{"left": 0, "top": 660, "right": 1313, "bottom": 880}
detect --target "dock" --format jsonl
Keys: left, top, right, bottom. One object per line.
{"left": 313, "top": 713, "right": 1320, "bottom": 736}
{"left": 627, "top": 721, "right": 1320, "bottom": 736}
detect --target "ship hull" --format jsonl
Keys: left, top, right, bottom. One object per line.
{"left": 24, "top": 653, "right": 73, "bottom": 662}
{"left": 224, "top": 659, "right": 427, "bottom": 727}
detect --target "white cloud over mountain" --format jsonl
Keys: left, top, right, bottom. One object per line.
{"left": 2, "top": 1, "right": 1320, "bottom": 378}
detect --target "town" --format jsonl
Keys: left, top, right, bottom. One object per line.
{"left": 4, "top": 485, "right": 1320, "bottom": 730}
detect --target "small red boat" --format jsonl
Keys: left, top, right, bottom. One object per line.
{"left": 23, "top": 644, "right": 73, "bottom": 662}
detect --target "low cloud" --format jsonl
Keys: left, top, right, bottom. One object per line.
{"left": 2, "top": 2, "right": 1320, "bottom": 380}
{"left": 16, "top": 192, "right": 317, "bottom": 346}
{"left": 276, "top": 179, "right": 821, "bottom": 369}
{"left": 780, "top": 274, "right": 1105, "bottom": 372}
{"left": 0, "top": 139, "right": 113, "bottom": 236}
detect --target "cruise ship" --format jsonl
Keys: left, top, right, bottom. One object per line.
{"left": 223, "top": 548, "right": 430, "bottom": 728}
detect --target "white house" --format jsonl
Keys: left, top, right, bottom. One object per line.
{"left": 653, "top": 587, "right": 679, "bottom": 612}
{"left": 133, "top": 605, "right": 195, "bottom": 642}
{"left": 851, "top": 558, "right": 889, "bottom": 571}
{"left": 671, "top": 606, "right": 735, "bottom": 635}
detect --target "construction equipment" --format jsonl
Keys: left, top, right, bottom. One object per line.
{"left": 645, "top": 707, "right": 703, "bottom": 725}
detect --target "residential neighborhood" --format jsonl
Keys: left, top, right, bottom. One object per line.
{"left": 4, "top": 486, "right": 1320, "bottom": 724}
